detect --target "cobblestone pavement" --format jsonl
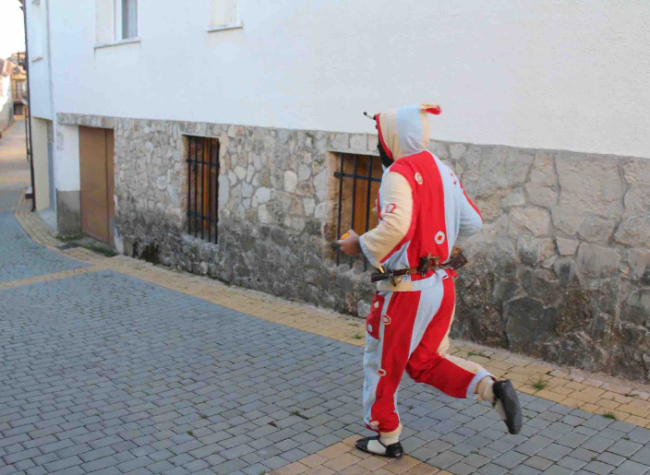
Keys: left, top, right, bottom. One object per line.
{"left": 0, "top": 212, "right": 89, "bottom": 284}
{"left": 3, "top": 212, "right": 650, "bottom": 474}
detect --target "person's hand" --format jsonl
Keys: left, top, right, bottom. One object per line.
{"left": 338, "top": 229, "right": 361, "bottom": 257}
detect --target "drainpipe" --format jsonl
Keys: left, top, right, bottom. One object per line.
{"left": 45, "top": 0, "right": 56, "bottom": 214}
{"left": 20, "top": 0, "right": 36, "bottom": 212}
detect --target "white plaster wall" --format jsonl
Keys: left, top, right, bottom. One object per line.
{"left": 55, "top": 124, "right": 80, "bottom": 191}
{"left": 25, "top": 0, "right": 53, "bottom": 121}
{"left": 0, "top": 76, "right": 11, "bottom": 107}
{"left": 31, "top": 117, "right": 50, "bottom": 210}
{"left": 0, "top": 77, "right": 13, "bottom": 131}
{"left": 48, "top": 0, "right": 650, "bottom": 157}
{"left": 0, "top": 104, "right": 13, "bottom": 132}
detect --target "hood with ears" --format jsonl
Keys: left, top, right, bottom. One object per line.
{"left": 375, "top": 104, "right": 441, "bottom": 161}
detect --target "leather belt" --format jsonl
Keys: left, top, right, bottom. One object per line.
{"left": 370, "top": 246, "right": 468, "bottom": 284}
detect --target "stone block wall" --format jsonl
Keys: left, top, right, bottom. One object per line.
{"left": 445, "top": 146, "right": 650, "bottom": 380}
{"left": 58, "top": 113, "right": 650, "bottom": 381}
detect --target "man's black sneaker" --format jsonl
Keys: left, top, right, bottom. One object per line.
{"left": 494, "top": 380, "right": 522, "bottom": 434}
{"left": 355, "top": 435, "right": 404, "bottom": 458}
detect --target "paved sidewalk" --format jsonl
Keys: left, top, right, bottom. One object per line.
{"left": 0, "top": 120, "right": 30, "bottom": 212}
{"left": 3, "top": 197, "right": 650, "bottom": 475}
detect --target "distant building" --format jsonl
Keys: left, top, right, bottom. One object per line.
{"left": 23, "top": 1, "right": 650, "bottom": 379}
{"left": 8, "top": 52, "right": 27, "bottom": 117}
{"left": 0, "top": 58, "right": 15, "bottom": 131}
{"left": 0, "top": 53, "right": 27, "bottom": 131}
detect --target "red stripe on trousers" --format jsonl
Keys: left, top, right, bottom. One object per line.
{"left": 406, "top": 276, "right": 475, "bottom": 398}
{"left": 367, "top": 276, "right": 478, "bottom": 433}
{"left": 370, "top": 291, "right": 421, "bottom": 433}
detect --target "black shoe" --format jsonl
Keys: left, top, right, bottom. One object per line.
{"left": 493, "top": 380, "right": 522, "bottom": 435}
{"left": 355, "top": 436, "right": 404, "bottom": 458}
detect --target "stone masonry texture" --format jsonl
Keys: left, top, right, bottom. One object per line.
{"left": 56, "top": 112, "right": 650, "bottom": 381}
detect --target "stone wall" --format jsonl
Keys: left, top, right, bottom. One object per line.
{"left": 451, "top": 146, "right": 650, "bottom": 380}
{"left": 58, "top": 113, "right": 650, "bottom": 381}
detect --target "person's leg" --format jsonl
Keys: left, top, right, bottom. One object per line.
{"left": 359, "top": 290, "right": 422, "bottom": 457}
{"left": 405, "top": 275, "right": 491, "bottom": 397}
{"left": 405, "top": 274, "right": 522, "bottom": 434}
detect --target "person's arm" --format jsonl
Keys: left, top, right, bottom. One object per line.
{"left": 457, "top": 181, "right": 483, "bottom": 238}
{"left": 353, "top": 172, "right": 413, "bottom": 267}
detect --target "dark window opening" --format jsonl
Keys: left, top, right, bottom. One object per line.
{"left": 122, "top": 0, "right": 138, "bottom": 39}
{"left": 334, "top": 153, "right": 383, "bottom": 269}
{"left": 186, "top": 136, "right": 220, "bottom": 243}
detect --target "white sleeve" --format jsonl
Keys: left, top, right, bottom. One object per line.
{"left": 457, "top": 181, "right": 483, "bottom": 238}
{"left": 359, "top": 172, "right": 413, "bottom": 267}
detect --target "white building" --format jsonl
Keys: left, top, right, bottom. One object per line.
{"left": 24, "top": 0, "right": 650, "bottom": 377}
{"left": 0, "top": 60, "right": 14, "bottom": 132}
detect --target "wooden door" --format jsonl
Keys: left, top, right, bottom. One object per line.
{"left": 79, "top": 127, "right": 115, "bottom": 244}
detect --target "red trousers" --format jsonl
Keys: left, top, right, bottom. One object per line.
{"left": 363, "top": 273, "right": 491, "bottom": 433}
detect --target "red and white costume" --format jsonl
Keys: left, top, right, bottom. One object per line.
{"left": 359, "top": 104, "right": 492, "bottom": 437}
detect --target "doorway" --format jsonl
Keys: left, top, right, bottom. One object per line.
{"left": 79, "top": 127, "right": 115, "bottom": 244}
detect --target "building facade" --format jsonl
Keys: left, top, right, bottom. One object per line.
{"left": 25, "top": 0, "right": 650, "bottom": 379}
{"left": 8, "top": 53, "right": 27, "bottom": 117}
{"left": 0, "top": 58, "right": 15, "bottom": 132}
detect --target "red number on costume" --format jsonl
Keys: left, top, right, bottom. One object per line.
{"left": 385, "top": 203, "right": 397, "bottom": 215}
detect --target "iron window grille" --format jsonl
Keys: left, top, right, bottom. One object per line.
{"left": 334, "top": 153, "right": 383, "bottom": 270}
{"left": 186, "top": 136, "right": 220, "bottom": 243}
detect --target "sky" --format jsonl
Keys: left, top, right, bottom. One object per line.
{"left": 0, "top": 0, "right": 25, "bottom": 60}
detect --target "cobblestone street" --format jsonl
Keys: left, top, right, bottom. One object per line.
{"left": 3, "top": 123, "right": 650, "bottom": 474}
{"left": 3, "top": 209, "right": 650, "bottom": 475}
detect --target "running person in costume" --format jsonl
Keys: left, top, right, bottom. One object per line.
{"left": 338, "top": 104, "right": 522, "bottom": 458}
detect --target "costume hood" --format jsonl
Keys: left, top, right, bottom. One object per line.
{"left": 374, "top": 104, "right": 441, "bottom": 161}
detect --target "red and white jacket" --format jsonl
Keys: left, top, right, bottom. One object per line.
{"left": 359, "top": 104, "right": 483, "bottom": 292}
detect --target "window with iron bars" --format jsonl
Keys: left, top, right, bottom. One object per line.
{"left": 334, "top": 153, "right": 383, "bottom": 270}
{"left": 186, "top": 136, "right": 220, "bottom": 243}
